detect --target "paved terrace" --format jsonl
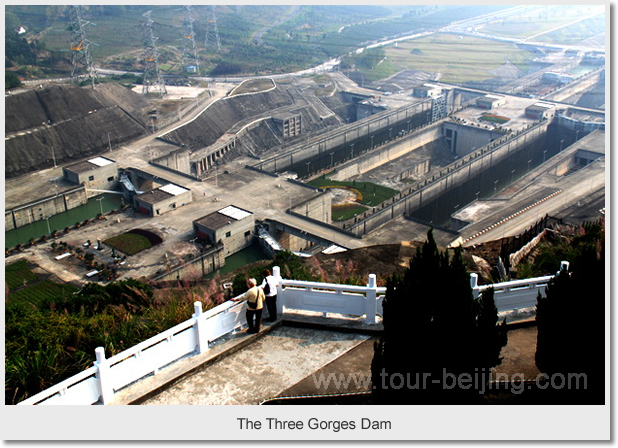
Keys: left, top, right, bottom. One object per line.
{"left": 112, "top": 317, "right": 540, "bottom": 406}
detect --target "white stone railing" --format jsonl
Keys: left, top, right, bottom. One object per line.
{"left": 471, "top": 261, "right": 568, "bottom": 313}
{"left": 279, "top": 271, "right": 386, "bottom": 324}
{"left": 17, "top": 263, "right": 566, "bottom": 405}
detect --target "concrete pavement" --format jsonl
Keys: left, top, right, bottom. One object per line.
{"left": 128, "top": 324, "right": 370, "bottom": 406}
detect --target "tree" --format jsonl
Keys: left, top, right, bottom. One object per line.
{"left": 371, "top": 229, "right": 507, "bottom": 404}
{"left": 535, "top": 222, "right": 605, "bottom": 404}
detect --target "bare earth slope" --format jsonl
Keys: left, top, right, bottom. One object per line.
{"left": 5, "top": 83, "right": 150, "bottom": 178}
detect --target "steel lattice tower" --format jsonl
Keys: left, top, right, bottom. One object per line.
{"left": 204, "top": 5, "right": 221, "bottom": 52}
{"left": 68, "top": 5, "right": 98, "bottom": 88}
{"left": 142, "top": 10, "right": 167, "bottom": 97}
{"left": 180, "top": 5, "right": 200, "bottom": 74}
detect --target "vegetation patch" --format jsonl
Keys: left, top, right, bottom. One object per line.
{"left": 103, "top": 229, "right": 162, "bottom": 256}
{"left": 6, "top": 259, "right": 39, "bottom": 290}
{"left": 480, "top": 113, "right": 511, "bottom": 124}
{"left": 308, "top": 178, "right": 399, "bottom": 207}
{"left": 332, "top": 203, "right": 368, "bottom": 222}
{"left": 230, "top": 78, "right": 275, "bottom": 95}
{"left": 9, "top": 280, "right": 78, "bottom": 310}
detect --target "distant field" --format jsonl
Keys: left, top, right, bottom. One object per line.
{"left": 381, "top": 34, "right": 535, "bottom": 84}
{"left": 479, "top": 5, "right": 605, "bottom": 42}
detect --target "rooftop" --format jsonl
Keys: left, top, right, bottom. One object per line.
{"left": 194, "top": 205, "right": 254, "bottom": 229}
{"left": 64, "top": 156, "right": 116, "bottom": 173}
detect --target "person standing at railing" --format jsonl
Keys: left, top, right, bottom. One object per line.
{"left": 260, "top": 269, "right": 280, "bottom": 322}
{"left": 231, "top": 278, "right": 265, "bottom": 333}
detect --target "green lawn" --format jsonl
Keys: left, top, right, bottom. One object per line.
{"left": 308, "top": 178, "right": 399, "bottom": 208}
{"left": 104, "top": 233, "right": 152, "bottom": 256}
{"left": 6, "top": 260, "right": 39, "bottom": 290}
{"left": 332, "top": 204, "right": 368, "bottom": 222}
{"left": 9, "top": 280, "right": 79, "bottom": 309}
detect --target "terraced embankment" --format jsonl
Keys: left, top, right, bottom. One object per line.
{"left": 5, "top": 83, "right": 150, "bottom": 178}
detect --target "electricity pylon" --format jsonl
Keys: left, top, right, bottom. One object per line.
{"left": 204, "top": 5, "right": 221, "bottom": 52}
{"left": 180, "top": 5, "right": 200, "bottom": 74}
{"left": 142, "top": 10, "right": 167, "bottom": 97}
{"left": 68, "top": 5, "right": 98, "bottom": 88}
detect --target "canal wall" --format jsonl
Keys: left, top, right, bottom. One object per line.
{"left": 542, "top": 68, "right": 605, "bottom": 104}
{"left": 5, "top": 186, "right": 88, "bottom": 231}
{"left": 152, "top": 244, "right": 226, "bottom": 282}
{"left": 346, "top": 120, "right": 552, "bottom": 237}
{"left": 328, "top": 121, "right": 443, "bottom": 181}
{"left": 256, "top": 98, "right": 433, "bottom": 175}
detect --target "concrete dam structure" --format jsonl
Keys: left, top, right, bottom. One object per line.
{"left": 245, "top": 86, "right": 604, "bottom": 240}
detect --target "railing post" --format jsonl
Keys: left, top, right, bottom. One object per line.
{"left": 273, "top": 266, "right": 284, "bottom": 315}
{"left": 94, "top": 347, "right": 114, "bottom": 405}
{"left": 193, "top": 301, "right": 209, "bottom": 354}
{"left": 470, "top": 273, "right": 480, "bottom": 299}
{"left": 365, "top": 274, "right": 378, "bottom": 324}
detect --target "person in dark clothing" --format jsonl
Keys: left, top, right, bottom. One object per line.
{"left": 260, "top": 269, "right": 279, "bottom": 322}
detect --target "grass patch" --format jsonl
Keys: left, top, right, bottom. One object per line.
{"left": 6, "top": 260, "right": 39, "bottom": 290}
{"left": 104, "top": 233, "right": 153, "bottom": 256}
{"left": 480, "top": 113, "right": 510, "bottom": 124}
{"left": 308, "top": 178, "right": 399, "bottom": 207}
{"left": 332, "top": 204, "right": 368, "bottom": 222}
{"left": 9, "top": 280, "right": 79, "bottom": 309}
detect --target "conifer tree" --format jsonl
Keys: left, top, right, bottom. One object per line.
{"left": 371, "top": 229, "right": 507, "bottom": 404}
{"left": 535, "top": 227, "right": 605, "bottom": 404}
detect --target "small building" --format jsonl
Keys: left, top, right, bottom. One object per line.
{"left": 476, "top": 94, "right": 506, "bottom": 110}
{"left": 525, "top": 102, "right": 556, "bottom": 120}
{"left": 272, "top": 113, "right": 302, "bottom": 139}
{"left": 413, "top": 83, "right": 442, "bottom": 98}
{"left": 134, "top": 183, "right": 192, "bottom": 216}
{"left": 193, "top": 205, "right": 255, "bottom": 256}
{"left": 63, "top": 156, "right": 118, "bottom": 197}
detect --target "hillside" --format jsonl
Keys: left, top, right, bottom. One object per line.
{"left": 5, "top": 83, "right": 150, "bottom": 178}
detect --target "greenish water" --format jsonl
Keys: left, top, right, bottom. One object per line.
{"left": 206, "top": 243, "right": 269, "bottom": 279}
{"left": 5, "top": 194, "right": 125, "bottom": 248}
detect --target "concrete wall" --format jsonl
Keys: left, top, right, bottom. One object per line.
{"left": 329, "top": 122, "right": 443, "bottom": 181}
{"left": 194, "top": 216, "right": 255, "bottom": 256}
{"left": 153, "top": 244, "right": 226, "bottom": 282}
{"left": 6, "top": 186, "right": 88, "bottom": 230}
{"left": 256, "top": 99, "right": 433, "bottom": 174}
{"left": 154, "top": 149, "right": 191, "bottom": 174}
{"left": 542, "top": 68, "right": 605, "bottom": 103}
{"left": 135, "top": 189, "right": 193, "bottom": 216}
{"left": 290, "top": 191, "right": 333, "bottom": 223}
{"left": 443, "top": 122, "right": 506, "bottom": 157}
{"left": 64, "top": 163, "right": 119, "bottom": 198}
{"left": 347, "top": 120, "right": 551, "bottom": 237}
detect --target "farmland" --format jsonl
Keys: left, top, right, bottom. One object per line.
{"left": 6, "top": 260, "right": 79, "bottom": 310}
{"left": 381, "top": 34, "right": 536, "bottom": 84}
